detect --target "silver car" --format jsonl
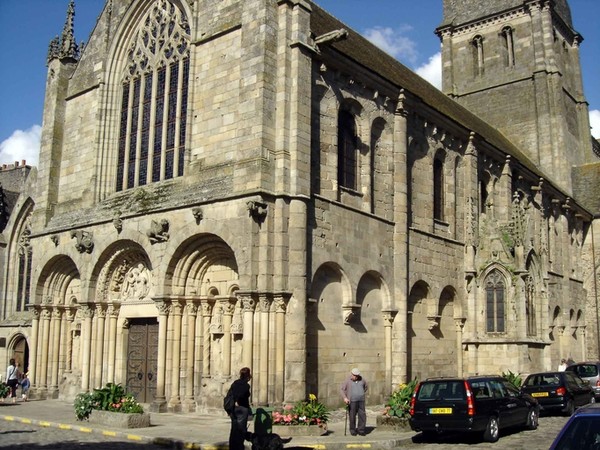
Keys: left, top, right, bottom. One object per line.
{"left": 566, "top": 362, "right": 600, "bottom": 400}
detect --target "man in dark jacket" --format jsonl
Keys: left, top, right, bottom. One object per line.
{"left": 228, "top": 367, "right": 252, "bottom": 450}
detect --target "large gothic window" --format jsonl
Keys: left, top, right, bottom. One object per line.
{"left": 116, "top": 0, "right": 190, "bottom": 191}
{"left": 338, "top": 109, "right": 358, "bottom": 190}
{"left": 433, "top": 156, "right": 444, "bottom": 221}
{"left": 485, "top": 270, "right": 505, "bottom": 333}
{"left": 15, "top": 217, "right": 32, "bottom": 312}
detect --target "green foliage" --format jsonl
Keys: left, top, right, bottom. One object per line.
{"left": 73, "top": 383, "right": 144, "bottom": 421}
{"left": 272, "top": 394, "right": 329, "bottom": 425}
{"left": 384, "top": 378, "right": 419, "bottom": 419}
{"left": 0, "top": 382, "right": 10, "bottom": 399}
{"left": 502, "top": 370, "right": 522, "bottom": 389}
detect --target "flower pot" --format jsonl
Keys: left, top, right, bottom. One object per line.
{"left": 271, "top": 423, "right": 328, "bottom": 436}
{"left": 376, "top": 415, "right": 411, "bottom": 431}
{"left": 89, "top": 409, "right": 151, "bottom": 428}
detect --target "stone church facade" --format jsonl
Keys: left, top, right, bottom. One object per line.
{"left": 1, "top": 0, "right": 599, "bottom": 412}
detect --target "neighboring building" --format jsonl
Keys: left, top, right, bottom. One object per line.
{"left": 0, "top": 0, "right": 598, "bottom": 413}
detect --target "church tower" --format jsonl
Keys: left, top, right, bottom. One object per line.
{"left": 436, "top": 0, "right": 594, "bottom": 194}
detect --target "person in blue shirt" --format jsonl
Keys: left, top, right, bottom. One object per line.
{"left": 21, "top": 372, "right": 30, "bottom": 402}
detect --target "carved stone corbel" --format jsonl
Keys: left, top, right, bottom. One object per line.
{"left": 191, "top": 207, "right": 203, "bottom": 224}
{"left": 247, "top": 200, "right": 268, "bottom": 223}
{"left": 342, "top": 303, "right": 361, "bottom": 325}
{"left": 113, "top": 216, "right": 123, "bottom": 233}
{"left": 71, "top": 230, "right": 94, "bottom": 253}
{"left": 50, "top": 235, "right": 59, "bottom": 246}
{"left": 147, "top": 219, "right": 170, "bottom": 244}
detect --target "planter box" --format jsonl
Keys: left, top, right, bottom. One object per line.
{"left": 376, "top": 415, "right": 411, "bottom": 431}
{"left": 272, "top": 423, "right": 328, "bottom": 436}
{"left": 89, "top": 410, "right": 151, "bottom": 429}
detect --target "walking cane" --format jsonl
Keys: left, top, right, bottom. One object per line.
{"left": 344, "top": 403, "right": 349, "bottom": 436}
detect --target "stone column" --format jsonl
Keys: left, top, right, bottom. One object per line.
{"left": 455, "top": 318, "right": 466, "bottom": 377}
{"left": 151, "top": 300, "right": 169, "bottom": 412}
{"left": 94, "top": 304, "right": 107, "bottom": 388}
{"left": 49, "top": 308, "right": 63, "bottom": 397}
{"left": 182, "top": 300, "right": 198, "bottom": 412}
{"left": 579, "top": 326, "right": 587, "bottom": 361}
{"left": 238, "top": 292, "right": 256, "bottom": 370}
{"left": 65, "top": 307, "right": 76, "bottom": 373}
{"left": 258, "top": 294, "right": 271, "bottom": 405}
{"left": 200, "top": 299, "right": 213, "bottom": 378}
{"left": 39, "top": 306, "right": 52, "bottom": 395}
{"left": 393, "top": 91, "right": 409, "bottom": 384}
{"left": 273, "top": 294, "right": 290, "bottom": 403}
{"left": 169, "top": 300, "right": 183, "bottom": 412}
{"left": 80, "top": 304, "right": 94, "bottom": 392}
{"left": 107, "top": 303, "right": 120, "bottom": 383}
{"left": 382, "top": 310, "right": 398, "bottom": 390}
{"left": 28, "top": 306, "right": 40, "bottom": 386}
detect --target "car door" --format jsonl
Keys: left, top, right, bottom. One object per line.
{"left": 489, "top": 380, "right": 519, "bottom": 427}
{"left": 566, "top": 372, "right": 590, "bottom": 407}
{"left": 502, "top": 380, "right": 529, "bottom": 425}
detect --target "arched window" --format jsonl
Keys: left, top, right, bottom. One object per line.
{"left": 338, "top": 109, "right": 358, "bottom": 190}
{"left": 485, "top": 270, "right": 505, "bottom": 332}
{"left": 525, "top": 275, "right": 536, "bottom": 336}
{"left": 116, "top": 0, "right": 191, "bottom": 191}
{"left": 501, "top": 26, "right": 515, "bottom": 67}
{"left": 433, "top": 156, "right": 444, "bottom": 220}
{"left": 472, "top": 35, "right": 484, "bottom": 76}
{"left": 15, "top": 216, "right": 32, "bottom": 312}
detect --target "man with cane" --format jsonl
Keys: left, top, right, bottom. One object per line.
{"left": 340, "top": 368, "right": 368, "bottom": 436}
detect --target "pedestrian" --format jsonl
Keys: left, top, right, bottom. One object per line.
{"left": 558, "top": 358, "right": 567, "bottom": 371}
{"left": 228, "top": 367, "right": 252, "bottom": 450}
{"left": 5, "top": 359, "right": 20, "bottom": 403}
{"left": 340, "top": 367, "right": 368, "bottom": 436}
{"left": 20, "top": 372, "right": 30, "bottom": 402}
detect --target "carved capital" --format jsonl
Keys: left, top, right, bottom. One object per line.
{"left": 382, "top": 309, "right": 398, "bottom": 327}
{"left": 342, "top": 303, "right": 361, "bottom": 325}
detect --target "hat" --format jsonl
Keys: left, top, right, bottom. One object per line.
{"left": 351, "top": 368, "right": 360, "bottom": 376}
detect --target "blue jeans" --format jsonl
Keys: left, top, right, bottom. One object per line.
{"left": 229, "top": 405, "right": 250, "bottom": 450}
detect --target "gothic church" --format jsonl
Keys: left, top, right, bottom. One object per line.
{"left": 1, "top": 0, "right": 599, "bottom": 412}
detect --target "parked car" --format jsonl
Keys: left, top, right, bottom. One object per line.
{"left": 520, "top": 371, "right": 595, "bottom": 415}
{"left": 549, "top": 402, "right": 600, "bottom": 450}
{"left": 565, "top": 362, "right": 600, "bottom": 401}
{"left": 409, "top": 375, "right": 539, "bottom": 442}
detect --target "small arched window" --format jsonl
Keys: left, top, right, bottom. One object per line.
{"left": 338, "top": 109, "right": 358, "bottom": 190}
{"left": 116, "top": 0, "right": 191, "bottom": 191}
{"left": 433, "top": 156, "right": 444, "bottom": 220}
{"left": 472, "top": 35, "right": 484, "bottom": 76}
{"left": 501, "top": 26, "right": 515, "bottom": 67}
{"left": 485, "top": 270, "right": 505, "bottom": 333}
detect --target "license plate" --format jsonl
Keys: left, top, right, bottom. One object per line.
{"left": 531, "top": 392, "right": 549, "bottom": 397}
{"left": 429, "top": 408, "right": 453, "bottom": 414}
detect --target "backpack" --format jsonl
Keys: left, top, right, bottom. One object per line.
{"left": 223, "top": 386, "right": 235, "bottom": 414}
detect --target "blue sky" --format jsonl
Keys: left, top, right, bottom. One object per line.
{"left": 0, "top": 0, "right": 598, "bottom": 167}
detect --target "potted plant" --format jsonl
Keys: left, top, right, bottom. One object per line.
{"left": 74, "top": 383, "right": 149, "bottom": 428}
{"left": 271, "top": 394, "right": 330, "bottom": 436}
{"left": 377, "top": 378, "right": 419, "bottom": 431}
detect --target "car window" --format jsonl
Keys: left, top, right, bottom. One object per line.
{"left": 503, "top": 382, "right": 519, "bottom": 397}
{"left": 489, "top": 380, "right": 507, "bottom": 398}
{"left": 417, "top": 381, "right": 466, "bottom": 401}
{"left": 524, "top": 374, "right": 560, "bottom": 386}
{"left": 572, "top": 364, "right": 599, "bottom": 378}
{"left": 553, "top": 416, "right": 600, "bottom": 450}
{"left": 470, "top": 381, "right": 492, "bottom": 399}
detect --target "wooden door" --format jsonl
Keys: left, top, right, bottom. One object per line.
{"left": 126, "top": 318, "right": 158, "bottom": 403}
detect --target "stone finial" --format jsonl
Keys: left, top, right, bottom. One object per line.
{"left": 60, "top": 0, "right": 79, "bottom": 60}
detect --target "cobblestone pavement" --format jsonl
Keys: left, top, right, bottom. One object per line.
{"left": 0, "top": 419, "right": 170, "bottom": 449}
{"left": 400, "top": 414, "right": 568, "bottom": 449}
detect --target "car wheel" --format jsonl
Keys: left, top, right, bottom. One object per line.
{"left": 526, "top": 407, "right": 539, "bottom": 430}
{"left": 483, "top": 416, "right": 499, "bottom": 442}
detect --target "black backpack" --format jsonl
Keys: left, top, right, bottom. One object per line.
{"left": 223, "top": 386, "right": 235, "bottom": 414}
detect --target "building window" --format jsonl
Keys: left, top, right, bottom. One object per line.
{"left": 433, "top": 157, "right": 444, "bottom": 220}
{"left": 472, "top": 35, "right": 484, "bottom": 76}
{"left": 15, "top": 220, "right": 32, "bottom": 312}
{"left": 525, "top": 275, "right": 536, "bottom": 336}
{"left": 502, "top": 26, "right": 515, "bottom": 67}
{"left": 485, "top": 270, "right": 505, "bottom": 332}
{"left": 338, "top": 109, "right": 358, "bottom": 190}
{"left": 116, "top": 0, "right": 190, "bottom": 192}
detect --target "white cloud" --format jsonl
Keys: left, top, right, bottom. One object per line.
{"left": 415, "top": 52, "right": 442, "bottom": 89}
{"left": 363, "top": 26, "right": 419, "bottom": 65}
{"left": 0, "top": 126, "right": 41, "bottom": 167}
{"left": 590, "top": 109, "right": 600, "bottom": 139}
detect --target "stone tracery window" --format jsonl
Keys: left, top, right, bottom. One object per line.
{"left": 116, "top": 0, "right": 190, "bottom": 191}
{"left": 485, "top": 270, "right": 505, "bottom": 333}
{"left": 15, "top": 217, "right": 32, "bottom": 312}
